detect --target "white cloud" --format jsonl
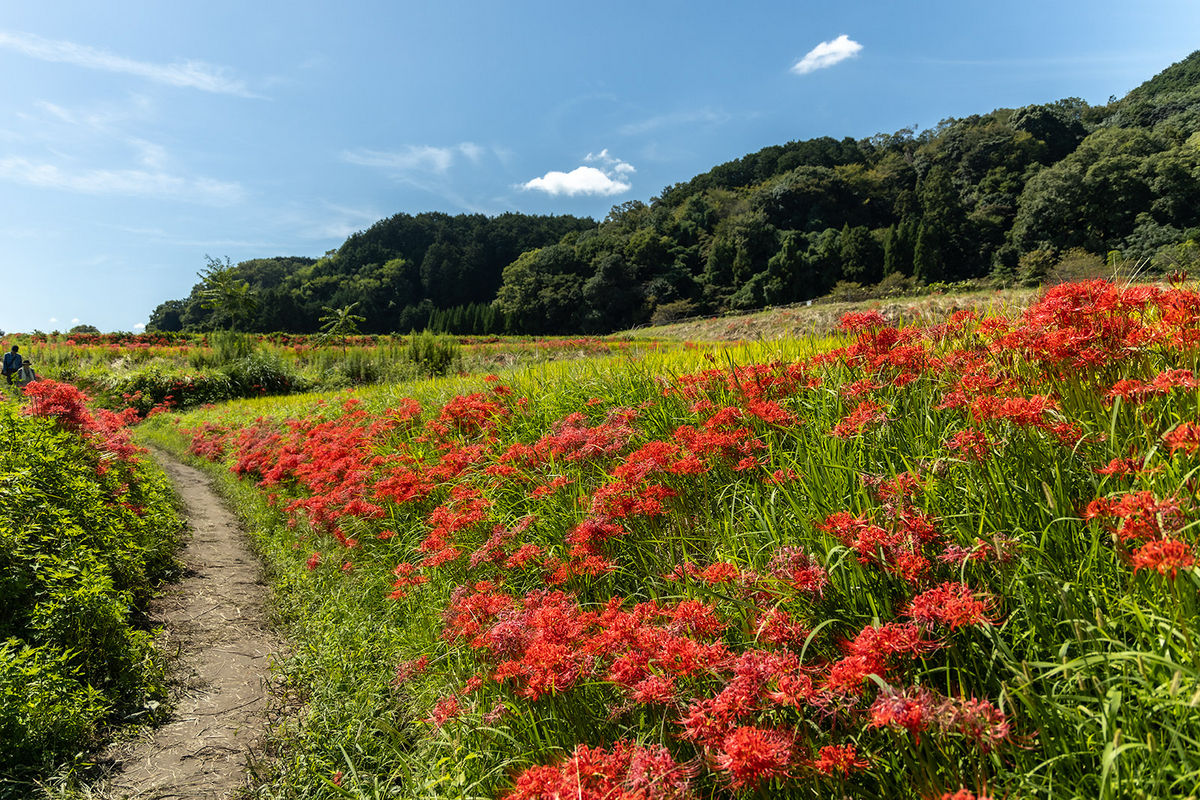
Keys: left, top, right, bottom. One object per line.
{"left": 521, "top": 165, "right": 632, "bottom": 197}
{"left": 585, "top": 149, "right": 636, "bottom": 175}
{"left": 342, "top": 143, "right": 482, "bottom": 174}
{"left": 71, "top": 318, "right": 80, "bottom": 324}
{"left": 792, "top": 34, "right": 863, "bottom": 75}
{"left": 0, "top": 30, "right": 257, "bottom": 96}
{"left": 48, "top": 318, "right": 58, "bottom": 324}
{"left": 522, "top": 150, "right": 635, "bottom": 197}
{"left": 0, "top": 157, "right": 244, "bottom": 205}
{"left": 133, "top": 323, "right": 146, "bottom": 331}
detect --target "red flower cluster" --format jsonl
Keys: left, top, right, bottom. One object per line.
{"left": 505, "top": 741, "right": 695, "bottom": 800}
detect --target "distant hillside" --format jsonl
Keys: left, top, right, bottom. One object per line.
{"left": 151, "top": 51, "right": 1200, "bottom": 336}
{"left": 151, "top": 212, "right": 596, "bottom": 334}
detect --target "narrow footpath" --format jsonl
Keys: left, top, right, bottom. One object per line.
{"left": 99, "top": 453, "right": 281, "bottom": 800}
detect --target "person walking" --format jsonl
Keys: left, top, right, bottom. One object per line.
{"left": 2, "top": 346, "right": 22, "bottom": 386}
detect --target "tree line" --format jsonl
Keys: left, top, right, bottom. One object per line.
{"left": 149, "top": 50, "right": 1200, "bottom": 336}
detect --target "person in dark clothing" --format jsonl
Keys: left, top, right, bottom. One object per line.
{"left": 2, "top": 346, "right": 22, "bottom": 386}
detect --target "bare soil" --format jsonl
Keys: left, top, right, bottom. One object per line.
{"left": 96, "top": 453, "right": 281, "bottom": 800}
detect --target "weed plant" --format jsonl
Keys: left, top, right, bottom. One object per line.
{"left": 112, "top": 279, "right": 1200, "bottom": 797}
{"left": 0, "top": 383, "right": 183, "bottom": 797}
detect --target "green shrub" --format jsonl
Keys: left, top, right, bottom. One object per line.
{"left": 225, "top": 351, "right": 306, "bottom": 396}
{"left": 406, "top": 329, "right": 460, "bottom": 376}
{"left": 0, "top": 640, "right": 108, "bottom": 773}
{"left": 210, "top": 330, "right": 255, "bottom": 365}
{"left": 0, "top": 403, "right": 181, "bottom": 786}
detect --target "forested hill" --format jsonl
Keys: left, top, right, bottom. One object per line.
{"left": 148, "top": 212, "right": 597, "bottom": 334}
{"left": 151, "top": 50, "right": 1200, "bottom": 336}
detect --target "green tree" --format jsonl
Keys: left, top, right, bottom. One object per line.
{"left": 316, "top": 303, "right": 366, "bottom": 352}
{"left": 839, "top": 225, "right": 884, "bottom": 284}
{"left": 197, "top": 256, "right": 258, "bottom": 332}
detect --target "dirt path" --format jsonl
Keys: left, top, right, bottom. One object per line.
{"left": 98, "top": 453, "right": 281, "bottom": 800}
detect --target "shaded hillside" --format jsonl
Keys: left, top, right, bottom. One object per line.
{"left": 151, "top": 212, "right": 596, "bottom": 334}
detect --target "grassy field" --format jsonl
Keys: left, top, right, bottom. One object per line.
{"left": 120, "top": 277, "right": 1200, "bottom": 799}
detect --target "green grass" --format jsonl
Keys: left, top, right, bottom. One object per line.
{"left": 133, "top": 280, "right": 1200, "bottom": 798}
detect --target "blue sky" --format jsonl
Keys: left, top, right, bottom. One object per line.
{"left": 1, "top": 0, "right": 1198, "bottom": 333}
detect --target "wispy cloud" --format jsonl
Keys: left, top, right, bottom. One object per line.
{"left": 342, "top": 143, "right": 482, "bottom": 174}
{"left": 792, "top": 34, "right": 863, "bottom": 75}
{"left": 522, "top": 150, "right": 635, "bottom": 197}
{"left": 0, "top": 30, "right": 257, "bottom": 96}
{"left": 618, "top": 108, "right": 732, "bottom": 136}
{"left": 0, "top": 157, "right": 244, "bottom": 205}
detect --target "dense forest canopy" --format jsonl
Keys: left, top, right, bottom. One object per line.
{"left": 150, "top": 51, "right": 1200, "bottom": 336}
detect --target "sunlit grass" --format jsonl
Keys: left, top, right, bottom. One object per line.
{"left": 138, "top": 280, "right": 1200, "bottom": 799}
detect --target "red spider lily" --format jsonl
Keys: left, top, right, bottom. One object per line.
{"left": 1130, "top": 538, "right": 1196, "bottom": 578}
{"left": 817, "top": 512, "right": 895, "bottom": 559}
{"left": 426, "top": 695, "right": 462, "bottom": 727}
{"left": 940, "top": 696, "right": 1011, "bottom": 753}
{"left": 667, "top": 361, "right": 820, "bottom": 406}
{"left": 869, "top": 685, "right": 937, "bottom": 737}
{"left": 744, "top": 398, "right": 800, "bottom": 426}
{"left": 906, "top": 582, "right": 996, "bottom": 629}
{"left": 530, "top": 475, "right": 573, "bottom": 498}
{"left": 590, "top": 480, "right": 677, "bottom": 519}
{"left": 1093, "top": 455, "right": 1156, "bottom": 477}
{"left": 767, "top": 547, "right": 829, "bottom": 598}
{"left": 505, "top": 741, "right": 696, "bottom": 800}
{"left": 713, "top": 725, "right": 794, "bottom": 790}
{"left": 938, "top": 791, "right": 994, "bottom": 800}
{"left": 535, "top": 408, "right": 639, "bottom": 463}
{"left": 1105, "top": 369, "right": 1197, "bottom": 404}
{"left": 1084, "top": 491, "right": 1187, "bottom": 542}
{"left": 944, "top": 428, "right": 991, "bottom": 462}
{"left": 967, "top": 394, "right": 1059, "bottom": 429}
{"left": 752, "top": 608, "right": 810, "bottom": 649}
{"left": 673, "top": 422, "right": 764, "bottom": 466}
{"left": 937, "top": 543, "right": 987, "bottom": 565}
{"left": 1162, "top": 422, "right": 1200, "bottom": 456}
{"left": 842, "top": 377, "right": 881, "bottom": 398}
{"left": 21, "top": 379, "right": 95, "bottom": 434}
{"left": 839, "top": 310, "right": 887, "bottom": 332}
{"left": 388, "top": 562, "right": 428, "bottom": 599}
{"left": 481, "top": 701, "right": 508, "bottom": 724}
{"left": 830, "top": 400, "right": 888, "bottom": 439}
{"left": 808, "top": 743, "right": 869, "bottom": 778}
{"left": 305, "top": 551, "right": 321, "bottom": 570}
{"left": 846, "top": 622, "right": 942, "bottom": 663}
{"left": 504, "top": 543, "right": 544, "bottom": 569}
{"left": 424, "top": 391, "right": 510, "bottom": 439}
{"left": 629, "top": 674, "right": 677, "bottom": 705}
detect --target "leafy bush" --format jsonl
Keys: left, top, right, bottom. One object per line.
{"left": 210, "top": 329, "right": 255, "bottom": 365}
{"left": 103, "top": 367, "right": 235, "bottom": 413}
{"left": 650, "top": 299, "right": 699, "bottom": 326}
{"left": 406, "top": 329, "right": 460, "bottom": 376}
{"left": 0, "top": 394, "right": 182, "bottom": 787}
{"left": 225, "top": 351, "right": 306, "bottom": 396}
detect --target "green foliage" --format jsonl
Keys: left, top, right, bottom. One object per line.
{"left": 147, "top": 53, "right": 1200, "bottom": 335}
{"left": 316, "top": 303, "right": 366, "bottom": 348}
{"left": 197, "top": 255, "right": 259, "bottom": 332}
{"left": 0, "top": 403, "right": 182, "bottom": 788}
{"left": 211, "top": 329, "right": 255, "bottom": 365}
{"left": 226, "top": 351, "right": 305, "bottom": 396}
{"left": 152, "top": 282, "right": 1200, "bottom": 798}
{"left": 406, "top": 330, "right": 461, "bottom": 377}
